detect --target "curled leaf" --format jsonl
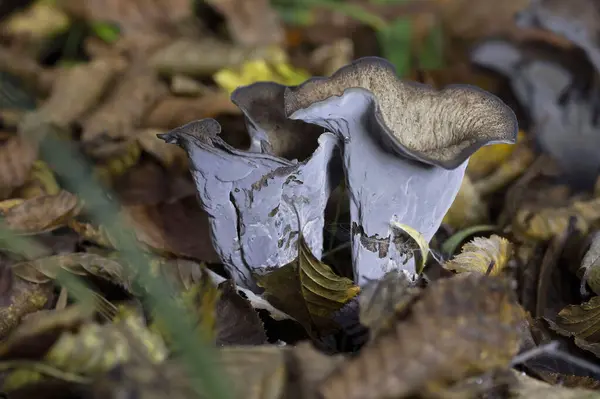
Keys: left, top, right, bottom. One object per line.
{"left": 389, "top": 221, "right": 429, "bottom": 274}
{"left": 444, "top": 235, "right": 513, "bottom": 276}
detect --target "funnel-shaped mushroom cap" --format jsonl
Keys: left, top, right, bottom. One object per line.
{"left": 231, "top": 82, "right": 322, "bottom": 160}
{"left": 281, "top": 57, "right": 518, "bottom": 284}
{"left": 284, "top": 57, "right": 518, "bottom": 169}
{"left": 517, "top": 0, "right": 600, "bottom": 74}
{"left": 158, "top": 119, "right": 341, "bottom": 291}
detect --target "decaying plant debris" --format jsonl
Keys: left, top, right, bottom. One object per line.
{"left": 3, "top": 0, "right": 600, "bottom": 398}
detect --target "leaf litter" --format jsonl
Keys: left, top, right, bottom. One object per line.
{"left": 2, "top": 0, "right": 600, "bottom": 398}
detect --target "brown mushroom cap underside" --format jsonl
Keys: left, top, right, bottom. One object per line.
{"left": 284, "top": 57, "right": 518, "bottom": 168}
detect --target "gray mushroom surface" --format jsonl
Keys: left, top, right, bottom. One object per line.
{"left": 159, "top": 118, "right": 341, "bottom": 291}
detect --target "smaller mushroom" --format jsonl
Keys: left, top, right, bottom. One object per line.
{"left": 158, "top": 118, "right": 341, "bottom": 291}
{"left": 472, "top": 40, "right": 600, "bottom": 188}
{"left": 516, "top": 0, "right": 600, "bottom": 74}
{"left": 284, "top": 57, "right": 517, "bottom": 284}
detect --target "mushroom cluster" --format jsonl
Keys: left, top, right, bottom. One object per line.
{"left": 159, "top": 57, "right": 518, "bottom": 291}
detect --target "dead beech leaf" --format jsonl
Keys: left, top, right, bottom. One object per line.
{"left": 511, "top": 370, "right": 600, "bottom": 399}
{"left": 93, "top": 140, "right": 142, "bottom": 186}
{"left": 320, "top": 274, "right": 524, "bottom": 399}
{"left": 122, "top": 197, "right": 220, "bottom": 263}
{"left": 143, "top": 94, "right": 240, "bottom": 129}
{"left": 257, "top": 236, "right": 360, "bottom": 336}
{"left": 359, "top": 270, "right": 420, "bottom": 338}
{"left": 547, "top": 296, "right": 600, "bottom": 357}
{"left": 580, "top": 232, "right": 600, "bottom": 295}
{"left": 215, "top": 280, "right": 267, "bottom": 346}
{"left": 444, "top": 235, "right": 513, "bottom": 276}
{"left": 58, "top": 0, "right": 192, "bottom": 37}
{"left": 442, "top": 175, "right": 489, "bottom": 229}
{"left": 12, "top": 252, "right": 128, "bottom": 291}
{"left": 37, "top": 57, "right": 126, "bottom": 129}
{"left": 2, "top": 191, "right": 81, "bottom": 235}
{"left": 81, "top": 64, "right": 167, "bottom": 143}
{"left": 205, "top": 0, "right": 284, "bottom": 46}
{"left": 0, "top": 135, "right": 37, "bottom": 200}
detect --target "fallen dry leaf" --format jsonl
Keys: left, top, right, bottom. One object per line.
{"left": 547, "top": 296, "right": 600, "bottom": 357}
{"left": 58, "top": 0, "right": 193, "bottom": 37}
{"left": 37, "top": 57, "right": 126, "bottom": 129}
{"left": 122, "top": 196, "right": 220, "bottom": 263}
{"left": 0, "top": 135, "right": 38, "bottom": 200}
{"left": 580, "top": 232, "right": 600, "bottom": 295}
{"left": 444, "top": 234, "right": 513, "bottom": 276}
{"left": 215, "top": 280, "right": 267, "bottom": 346}
{"left": 15, "top": 160, "right": 60, "bottom": 199}
{"left": 205, "top": 0, "right": 284, "bottom": 47}
{"left": 359, "top": 270, "right": 420, "bottom": 338}
{"left": 2, "top": 190, "right": 81, "bottom": 235}
{"left": 257, "top": 236, "right": 360, "bottom": 336}
{"left": 135, "top": 128, "right": 188, "bottom": 171}
{"left": 81, "top": 63, "right": 167, "bottom": 143}
{"left": 319, "top": 274, "right": 524, "bottom": 399}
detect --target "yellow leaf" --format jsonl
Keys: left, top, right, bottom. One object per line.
{"left": 390, "top": 221, "right": 429, "bottom": 274}
{"left": 467, "top": 131, "right": 525, "bottom": 179}
{"left": 15, "top": 160, "right": 60, "bottom": 199}
{"left": 444, "top": 235, "right": 513, "bottom": 276}
{"left": 214, "top": 59, "right": 311, "bottom": 95}
{"left": 443, "top": 175, "right": 489, "bottom": 229}
{"left": 94, "top": 140, "right": 142, "bottom": 186}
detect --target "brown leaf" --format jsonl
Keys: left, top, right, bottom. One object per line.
{"left": 37, "top": 57, "right": 127, "bottom": 129}
{"left": 81, "top": 63, "right": 167, "bottom": 143}
{"left": 122, "top": 196, "right": 219, "bottom": 263}
{"left": 257, "top": 237, "right": 360, "bottom": 336}
{"left": 319, "top": 274, "right": 525, "bottom": 399}
{"left": 548, "top": 296, "right": 600, "bottom": 357}
{"left": 143, "top": 94, "right": 240, "bottom": 129}
{"left": 0, "top": 303, "right": 95, "bottom": 359}
{"left": 358, "top": 270, "right": 420, "bottom": 338}
{"left": 205, "top": 0, "right": 284, "bottom": 47}
{"left": 3, "top": 191, "right": 81, "bottom": 235}
{"left": 12, "top": 252, "right": 128, "bottom": 290}
{"left": 149, "top": 38, "right": 286, "bottom": 77}
{"left": 0, "top": 135, "right": 38, "bottom": 200}
{"left": 443, "top": 234, "right": 514, "bottom": 276}
{"left": 215, "top": 280, "right": 267, "bottom": 346}
{"left": 58, "top": 0, "right": 193, "bottom": 37}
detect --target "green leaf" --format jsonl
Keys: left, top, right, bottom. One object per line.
{"left": 377, "top": 18, "right": 412, "bottom": 78}
{"left": 90, "top": 21, "right": 120, "bottom": 43}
